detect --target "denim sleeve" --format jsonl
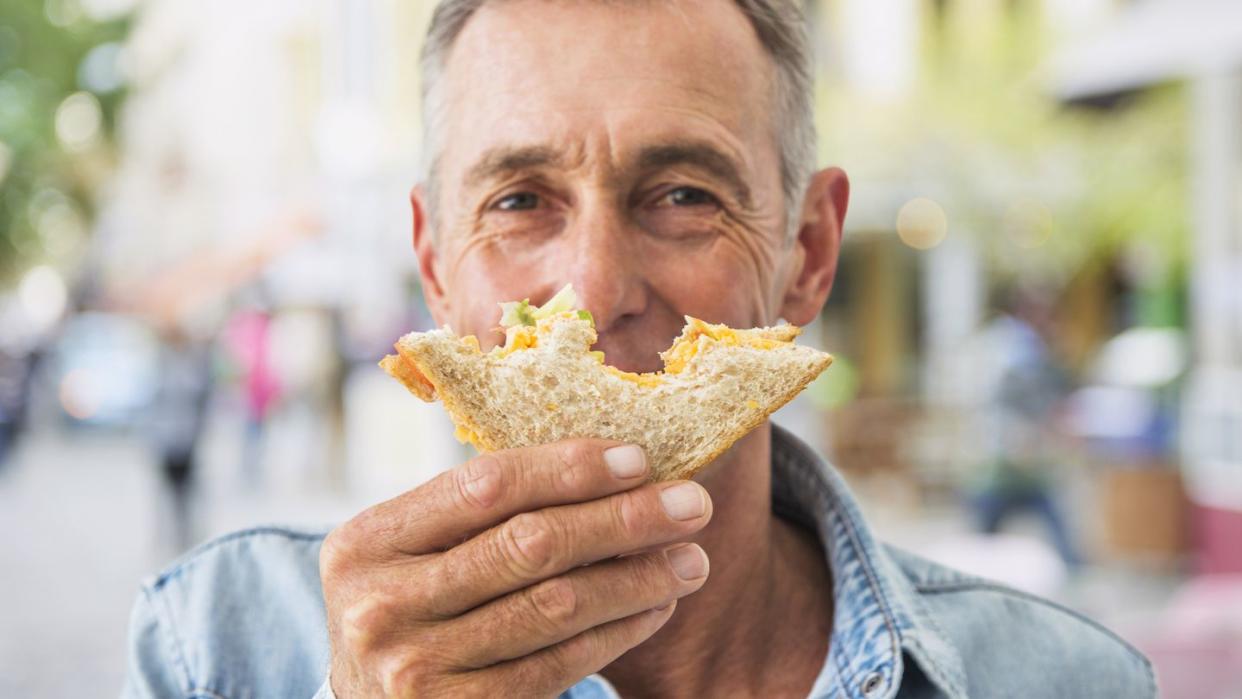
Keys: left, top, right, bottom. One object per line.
{"left": 120, "top": 586, "right": 189, "bottom": 698}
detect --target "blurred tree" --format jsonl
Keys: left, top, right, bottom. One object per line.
{"left": 818, "top": 0, "right": 1189, "bottom": 286}
{"left": 0, "top": 0, "right": 130, "bottom": 285}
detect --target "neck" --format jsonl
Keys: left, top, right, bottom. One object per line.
{"left": 601, "top": 425, "right": 833, "bottom": 698}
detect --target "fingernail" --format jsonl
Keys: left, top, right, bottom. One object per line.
{"left": 604, "top": 445, "right": 647, "bottom": 479}
{"left": 660, "top": 482, "right": 706, "bottom": 521}
{"left": 653, "top": 601, "right": 675, "bottom": 612}
{"left": 667, "top": 544, "right": 708, "bottom": 580}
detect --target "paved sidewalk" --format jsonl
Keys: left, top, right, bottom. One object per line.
{"left": 0, "top": 431, "right": 160, "bottom": 697}
{"left": 0, "top": 427, "right": 369, "bottom": 698}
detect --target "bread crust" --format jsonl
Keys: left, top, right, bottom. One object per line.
{"left": 660, "top": 351, "right": 830, "bottom": 480}
{"left": 381, "top": 316, "right": 831, "bottom": 481}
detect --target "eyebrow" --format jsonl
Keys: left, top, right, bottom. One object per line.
{"left": 637, "top": 141, "right": 752, "bottom": 207}
{"left": 463, "top": 145, "right": 564, "bottom": 190}
{"left": 461, "top": 140, "right": 753, "bottom": 207}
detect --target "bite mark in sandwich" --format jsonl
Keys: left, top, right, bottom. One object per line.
{"left": 380, "top": 285, "right": 832, "bottom": 481}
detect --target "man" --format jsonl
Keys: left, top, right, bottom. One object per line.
{"left": 123, "top": 1, "right": 1156, "bottom": 697}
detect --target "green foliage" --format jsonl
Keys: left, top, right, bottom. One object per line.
{"left": 0, "top": 0, "right": 130, "bottom": 285}
{"left": 818, "top": 0, "right": 1189, "bottom": 285}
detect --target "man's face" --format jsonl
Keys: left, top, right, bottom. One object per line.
{"left": 418, "top": 0, "right": 817, "bottom": 373}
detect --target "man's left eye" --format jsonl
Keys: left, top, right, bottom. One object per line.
{"left": 495, "top": 192, "right": 540, "bottom": 211}
{"left": 661, "top": 187, "right": 718, "bottom": 207}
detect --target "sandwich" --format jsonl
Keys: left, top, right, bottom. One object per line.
{"left": 380, "top": 285, "right": 832, "bottom": 481}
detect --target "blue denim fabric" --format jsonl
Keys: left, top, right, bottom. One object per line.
{"left": 122, "top": 426, "right": 1156, "bottom": 698}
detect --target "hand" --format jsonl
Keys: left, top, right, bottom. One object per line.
{"left": 320, "top": 439, "right": 713, "bottom": 697}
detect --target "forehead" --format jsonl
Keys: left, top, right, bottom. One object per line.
{"left": 436, "top": 0, "right": 778, "bottom": 178}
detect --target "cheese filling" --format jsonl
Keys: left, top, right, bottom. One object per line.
{"left": 483, "top": 291, "right": 793, "bottom": 389}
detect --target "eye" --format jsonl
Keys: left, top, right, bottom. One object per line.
{"left": 660, "top": 186, "right": 718, "bottom": 207}
{"left": 495, "top": 192, "right": 540, "bottom": 211}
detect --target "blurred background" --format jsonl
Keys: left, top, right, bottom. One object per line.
{"left": 1, "top": 0, "right": 1240, "bottom": 696}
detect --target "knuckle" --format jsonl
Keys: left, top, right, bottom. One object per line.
{"left": 455, "top": 454, "right": 503, "bottom": 509}
{"left": 633, "top": 550, "right": 675, "bottom": 586}
{"left": 555, "top": 439, "right": 591, "bottom": 466}
{"left": 511, "top": 652, "right": 559, "bottom": 693}
{"left": 553, "top": 444, "right": 595, "bottom": 493}
{"left": 379, "top": 656, "right": 433, "bottom": 697}
{"left": 320, "top": 524, "right": 359, "bottom": 579}
{"left": 500, "top": 513, "right": 559, "bottom": 577}
{"left": 527, "top": 577, "right": 578, "bottom": 628}
{"left": 612, "top": 491, "right": 651, "bottom": 541}
{"left": 340, "top": 592, "right": 396, "bottom": 651}
{"left": 550, "top": 629, "right": 598, "bottom": 674}
{"left": 528, "top": 645, "right": 573, "bottom": 687}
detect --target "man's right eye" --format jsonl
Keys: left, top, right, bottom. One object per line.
{"left": 495, "top": 192, "right": 540, "bottom": 211}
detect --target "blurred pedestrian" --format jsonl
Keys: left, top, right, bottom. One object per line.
{"left": 969, "top": 289, "right": 1082, "bottom": 568}
{"left": 146, "top": 328, "right": 212, "bottom": 552}
{"left": 0, "top": 348, "right": 34, "bottom": 468}
{"left": 224, "top": 292, "right": 280, "bottom": 485}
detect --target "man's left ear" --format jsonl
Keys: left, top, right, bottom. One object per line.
{"left": 778, "top": 167, "right": 849, "bottom": 326}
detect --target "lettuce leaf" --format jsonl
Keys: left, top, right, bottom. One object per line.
{"left": 498, "top": 284, "right": 582, "bottom": 327}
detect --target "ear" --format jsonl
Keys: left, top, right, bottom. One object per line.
{"left": 778, "top": 167, "right": 848, "bottom": 326}
{"left": 411, "top": 185, "right": 451, "bottom": 325}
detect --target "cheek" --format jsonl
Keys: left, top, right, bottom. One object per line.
{"left": 641, "top": 219, "right": 782, "bottom": 328}
{"left": 441, "top": 231, "right": 593, "bottom": 350}
{"left": 441, "top": 244, "right": 527, "bottom": 348}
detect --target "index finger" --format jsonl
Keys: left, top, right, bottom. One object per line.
{"left": 369, "top": 439, "right": 649, "bottom": 555}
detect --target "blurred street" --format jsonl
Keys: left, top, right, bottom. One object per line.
{"left": 0, "top": 365, "right": 464, "bottom": 697}
{"left": 0, "top": 425, "right": 356, "bottom": 697}
{"left": 0, "top": 430, "right": 154, "bottom": 698}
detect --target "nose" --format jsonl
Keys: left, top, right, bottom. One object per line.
{"left": 556, "top": 197, "right": 648, "bottom": 332}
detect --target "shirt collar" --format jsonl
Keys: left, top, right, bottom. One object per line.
{"left": 568, "top": 425, "right": 968, "bottom": 699}
{"left": 770, "top": 423, "right": 967, "bottom": 699}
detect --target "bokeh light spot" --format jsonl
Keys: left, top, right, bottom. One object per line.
{"left": 44, "top": 0, "right": 83, "bottom": 28}
{"left": 79, "top": 42, "right": 126, "bottom": 94}
{"left": 37, "top": 201, "right": 86, "bottom": 256}
{"left": 896, "top": 197, "right": 948, "bottom": 250}
{"left": 18, "top": 265, "right": 68, "bottom": 332}
{"left": 80, "top": 0, "right": 137, "bottom": 21}
{"left": 55, "top": 91, "right": 102, "bottom": 151}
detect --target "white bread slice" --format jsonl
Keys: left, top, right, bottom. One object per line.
{"left": 380, "top": 314, "right": 832, "bottom": 481}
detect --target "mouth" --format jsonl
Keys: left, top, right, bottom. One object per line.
{"left": 590, "top": 333, "right": 673, "bottom": 375}
{"left": 601, "top": 356, "right": 664, "bottom": 375}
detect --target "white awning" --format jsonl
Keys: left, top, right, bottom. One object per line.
{"left": 1050, "top": 0, "right": 1242, "bottom": 100}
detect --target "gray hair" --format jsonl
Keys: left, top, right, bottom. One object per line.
{"left": 419, "top": 0, "right": 817, "bottom": 239}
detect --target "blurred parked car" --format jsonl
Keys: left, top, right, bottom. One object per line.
{"left": 50, "top": 313, "right": 161, "bottom": 429}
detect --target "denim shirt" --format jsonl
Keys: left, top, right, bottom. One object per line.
{"left": 123, "top": 425, "right": 1156, "bottom": 698}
